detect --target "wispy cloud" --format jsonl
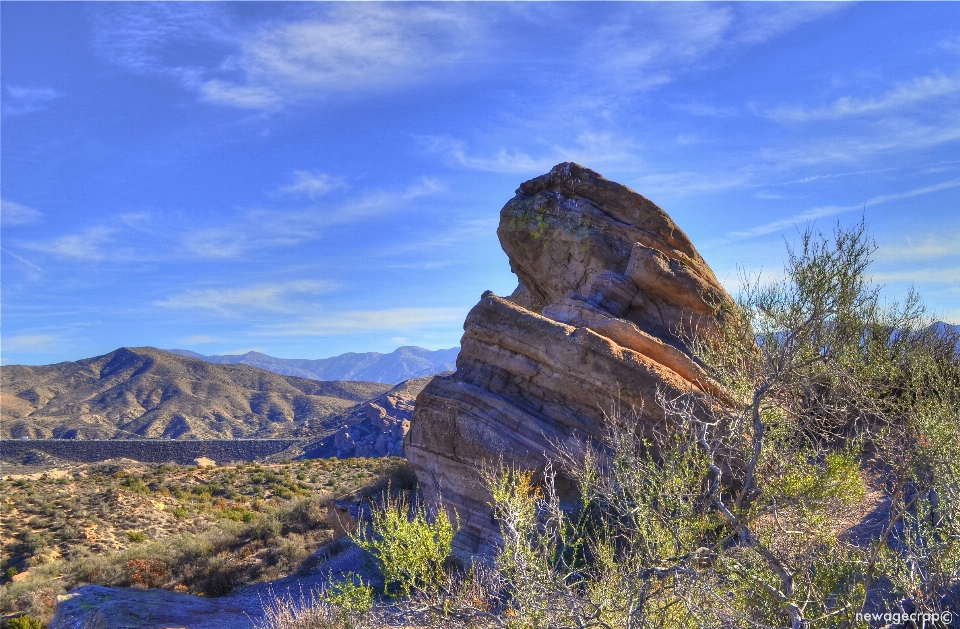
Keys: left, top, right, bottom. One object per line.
{"left": 183, "top": 177, "right": 442, "bottom": 258}
{"left": 94, "top": 4, "right": 483, "bottom": 111}
{"left": 632, "top": 169, "right": 753, "bottom": 198}
{"left": 208, "top": 5, "right": 480, "bottom": 109}
{"left": 674, "top": 102, "right": 738, "bottom": 118}
{"left": 769, "top": 71, "right": 960, "bottom": 123}
{"left": 156, "top": 280, "right": 334, "bottom": 316}
{"left": 941, "top": 34, "right": 960, "bottom": 55}
{"left": 577, "top": 3, "right": 840, "bottom": 93}
{"left": 763, "top": 117, "right": 960, "bottom": 169}
{"left": 728, "top": 178, "right": 960, "bottom": 240}
{"left": 876, "top": 234, "right": 960, "bottom": 262}
{"left": 871, "top": 267, "right": 960, "bottom": 285}
{"left": 2, "top": 334, "right": 60, "bottom": 352}
{"left": 279, "top": 171, "right": 346, "bottom": 199}
{"left": 728, "top": 205, "right": 852, "bottom": 241}
{"left": 22, "top": 227, "right": 116, "bottom": 261}
{"left": 176, "top": 335, "right": 221, "bottom": 345}
{"left": 1, "top": 199, "right": 42, "bottom": 226}
{"left": 260, "top": 307, "right": 466, "bottom": 337}
{"left": 1, "top": 247, "right": 43, "bottom": 273}
{"left": 2, "top": 85, "right": 64, "bottom": 116}
{"left": 91, "top": 3, "right": 231, "bottom": 77}
{"left": 421, "top": 132, "right": 636, "bottom": 175}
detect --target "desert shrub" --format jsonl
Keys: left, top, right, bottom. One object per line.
{"left": 125, "top": 530, "right": 146, "bottom": 543}
{"left": 0, "top": 566, "right": 63, "bottom": 624}
{"left": 282, "top": 496, "right": 329, "bottom": 534}
{"left": 124, "top": 558, "right": 167, "bottom": 588}
{"left": 253, "top": 514, "right": 283, "bottom": 541}
{"left": 353, "top": 494, "right": 454, "bottom": 598}
{"left": 197, "top": 553, "right": 241, "bottom": 596}
{"left": 268, "top": 534, "right": 308, "bottom": 569}
{"left": 7, "top": 615, "right": 44, "bottom": 629}
{"left": 122, "top": 476, "right": 149, "bottom": 494}
{"left": 67, "top": 552, "right": 124, "bottom": 586}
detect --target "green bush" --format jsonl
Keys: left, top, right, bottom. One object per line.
{"left": 8, "top": 614, "right": 44, "bottom": 629}
{"left": 353, "top": 494, "right": 455, "bottom": 598}
{"left": 325, "top": 572, "right": 374, "bottom": 625}
{"left": 125, "top": 530, "right": 146, "bottom": 543}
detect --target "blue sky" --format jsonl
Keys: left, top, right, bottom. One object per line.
{"left": 2, "top": 2, "right": 959, "bottom": 366}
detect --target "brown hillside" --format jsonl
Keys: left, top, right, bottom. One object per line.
{"left": 0, "top": 347, "right": 393, "bottom": 440}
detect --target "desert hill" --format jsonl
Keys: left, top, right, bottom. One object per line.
{"left": 169, "top": 346, "right": 459, "bottom": 385}
{"left": 0, "top": 347, "right": 392, "bottom": 440}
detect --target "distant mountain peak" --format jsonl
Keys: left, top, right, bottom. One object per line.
{"left": 167, "top": 345, "right": 459, "bottom": 385}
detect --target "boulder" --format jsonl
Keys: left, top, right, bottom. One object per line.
{"left": 497, "top": 161, "right": 731, "bottom": 348}
{"left": 405, "top": 163, "right": 733, "bottom": 562}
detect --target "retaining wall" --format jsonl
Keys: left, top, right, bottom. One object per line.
{"left": 0, "top": 439, "right": 300, "bottom": 465}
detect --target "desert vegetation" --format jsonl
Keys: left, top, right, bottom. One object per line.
{"left": 260, "top": 222, "right": 960, "bottom": 629}
{"left": 0, "top": 456, "right": 416, "bottom": 624}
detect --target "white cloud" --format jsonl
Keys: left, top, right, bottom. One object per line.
{"left": 176, "top": 335, "right": 221, "bottom": 345}
{"left": 91, "top": 3, "right": 838, "bottom": 113}
{"left": 279, "top": 171, "right": 346, "bottom": 199}
{"left": 91, "top": 3, "right": 231, "bottom": 76}
{"left": 22, "top": 227, "right": 116, "bottom": 261}
{"left": 199, "top": 80, "right": 282, "bottom": 110}
{"left": 260, "top": 307, "right": 466, "bottom": 337}
{"left": 421, "top": 132, "right": 637, "bottom": 175}
{"left": 2, "top": 85, "right": 64, "bottom": 116}
{"left": 1, "top": 247, "right": 43, "bottom": 273}
{"left": 95, "top": 4, "right": 482, "bottom": 111}
{"left": 728, "top": 204, "right": 853, "bottom": 241}
{"left": 871, "top": 267, "right": 960, "bottom": 285}
{"left": 728, "top": 178, "right": 960, "bottom": 240}
{"left": 876, "top": 234, "right": 960, "bottom": 262}
{"left": 156, "top": 280, "right": 335, "bottom": 316}
{"left": 576, "top": 4, "right": 840, "bottom": 94}
{"left": 2, "top": 334, "right": 60, "bottom": 353}
{"left": 940, "top": 34, "right": 960, "bottom": 55}
{"left": 675, "top": 103, "right": 738, "bottom": 117}
{"left": 205, "top": 5, "right": 479, "bottom": 109}
{"left": 632, "top": 169, "right": 753, "bottom": 198}
{"left": 769, "top": 71, "right": 960, "bottom": 122}
{"left": 182, "top": 177, "right": 442, "bottom": 258}
{"left": 1, "top": 199, "right": 42, "bottom": 226}
{"left": 764, "top": 117, "right": 960, "bottom": 169}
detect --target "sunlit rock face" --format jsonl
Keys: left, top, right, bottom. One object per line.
{"left": 405, "top": 163, "right": 733, "bottom": 562}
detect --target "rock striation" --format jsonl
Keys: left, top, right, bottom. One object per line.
{"left": 404, "top": 163, "right": 733, "bottom": 561}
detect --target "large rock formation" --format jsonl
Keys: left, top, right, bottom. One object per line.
{"left": 405, "top": 163, "right": 733, "bottom": 561}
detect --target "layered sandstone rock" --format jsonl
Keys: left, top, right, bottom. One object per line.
{"left": 405, "top": 163, "right": 733, "bottom": 561}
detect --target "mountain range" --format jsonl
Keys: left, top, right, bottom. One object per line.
{"left": 0, "top": 347, "right": 395, "bottom": 440}
{"left": 168, "top": 346, "right": 459, "bottom": 385}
